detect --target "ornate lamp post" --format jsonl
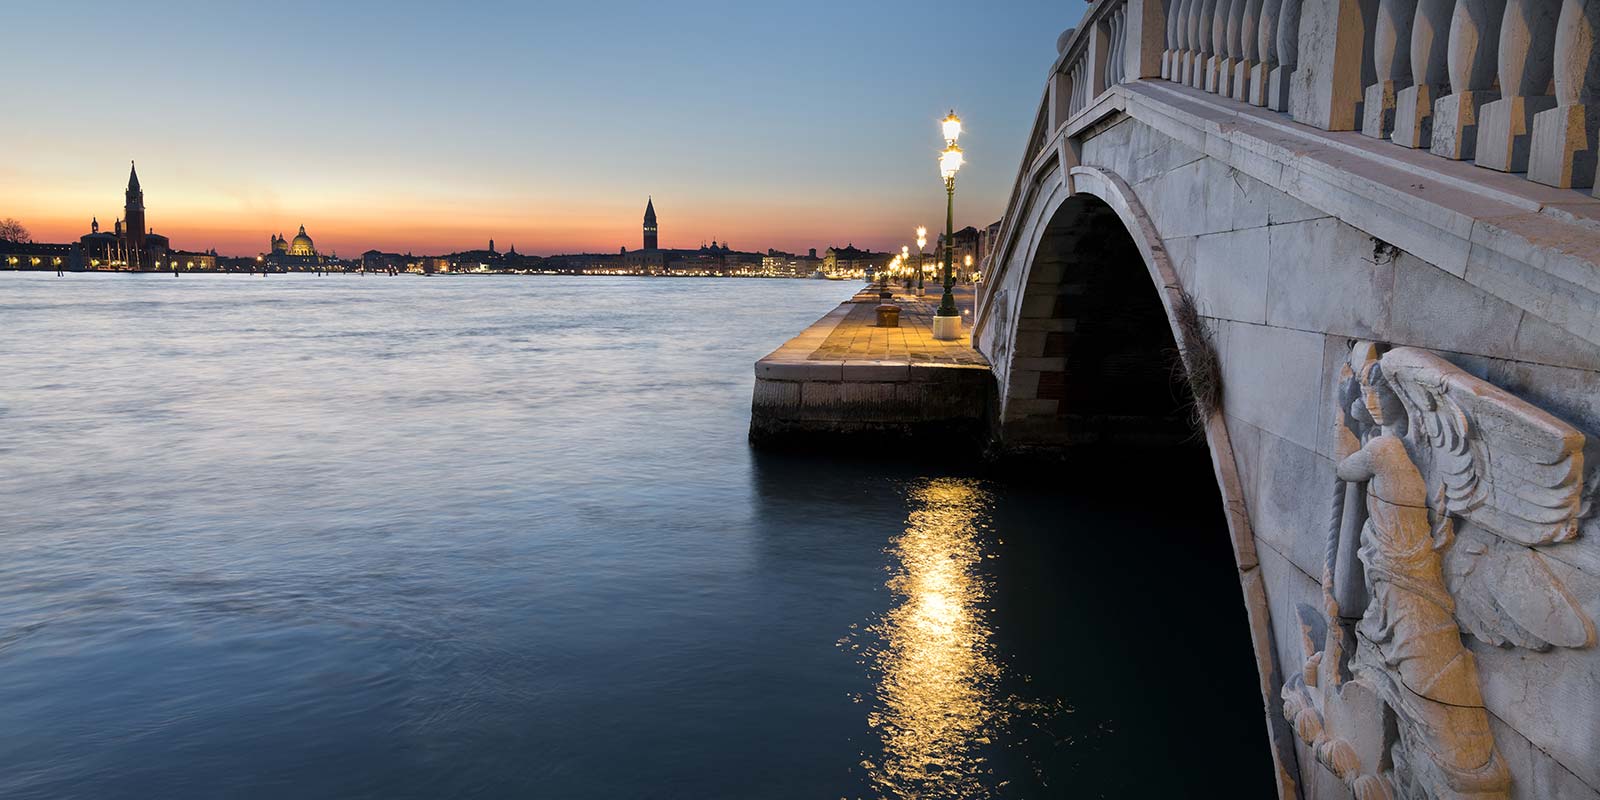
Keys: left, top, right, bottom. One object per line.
{"left": 915, "top": 226, "right": 928, "bottom": 296}
{"left": 933, "top": 110, "right": 964, "bottom": 340}
{"left": 901, "top": 245, "right": 911, "bottom": 289}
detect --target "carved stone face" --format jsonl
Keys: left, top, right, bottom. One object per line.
{"left": 1359, "top": 365, "right": 1402, "bottom": 428}
{"left": 1348, "top": 342, "right": 1403, "bottom": 432}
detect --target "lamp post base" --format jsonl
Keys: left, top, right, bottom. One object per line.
{"left": 931, "top": 313, "right": 962, "bottom": 341}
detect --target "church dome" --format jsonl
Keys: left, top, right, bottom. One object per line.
{"left": 289, "top": 225, "right": 315, "bottom": 256}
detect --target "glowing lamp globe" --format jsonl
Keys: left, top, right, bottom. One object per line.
{"left": 939, "top": 144, "right": 964, "bottom": 180}
{"left": 941, "top": 111, "right": 963, "bottom": 143}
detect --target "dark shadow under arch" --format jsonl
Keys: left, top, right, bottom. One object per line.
{"left": 1001, "top": 193, "right": 1194, "bottom": 448}
{"left": 991, "top": 172, "right": 1291, "bottom": 795}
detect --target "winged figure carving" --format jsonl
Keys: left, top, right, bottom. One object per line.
{"left": 1280, "top": 342, "right": 1594, "bottom": 800}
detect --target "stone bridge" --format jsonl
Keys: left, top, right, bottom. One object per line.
{"left": 972, "top": 1, "right": 1600, "bottom": 798}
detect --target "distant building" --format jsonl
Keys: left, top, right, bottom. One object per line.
{"left": 1, "top": 241, "right": 79, "bottom": 271}
{"left": 361, "top": 249, "right": 405, "bottom": 273}
{"left": 643, "top": 197, "right": 658, "bottom": 250}
{"left": 155, "top": 249, "right": 218, "bottom": 271}
{"left": 977, "top": 219, "right": 1002, "bottom": 278}
{"left": 264, "top": 225, "right": 325, "bottom": 269}
{"left": 937, "top": 225, "right": 982, "bottom": 281}
{"left": 762, "top": 249, "right": 823, "bottom": 277}
{"left": 823, "top": 244, "right": 892, "bottom": 277}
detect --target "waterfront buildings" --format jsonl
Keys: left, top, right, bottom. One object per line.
{"left": 1, "top": 241, "right": 77, "bottom": 272}
{"left": 5, "top": 185, "right": 856, "bottom": 279}
{"left": 823, "top": 244, "right": 893, "bottom": 278}
{"left": 546, "top": 198, "right": 820, "bottom": 278}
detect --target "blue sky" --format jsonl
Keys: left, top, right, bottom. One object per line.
{"left": 6, "top": 0, "right": 1073, "bottom": 256}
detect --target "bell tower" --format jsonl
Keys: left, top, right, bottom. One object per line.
{"left": 124, "top": 162, "right": 146, "bottom": 268}
{"left": 643, "top": 197, "right": 658, "bottom": 250}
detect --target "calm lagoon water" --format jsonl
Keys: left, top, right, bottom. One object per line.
{"left": 0, "top": 272, "right": 1272, "bottom": 798}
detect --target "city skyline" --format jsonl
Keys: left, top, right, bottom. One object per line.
{"left": 4, "top": 0, "right": 1067, "bottom": 258}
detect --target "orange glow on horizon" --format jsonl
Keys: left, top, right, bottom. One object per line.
{"left": 7, "top": 156, "right": 994, "bottom": 259}
{"left": 17, "top": 187, "right": 936, "bottom": 259}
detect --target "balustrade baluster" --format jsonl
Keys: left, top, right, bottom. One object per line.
{"left": 1216, "top": 0, "right": 1244, "bottom": 94}
{"left": 1364, "top": 0, "right": 1420, "bottom": 137}
{"left": 1194, "top": 0, "right": 1219, "bottom": 87}
{"left": 1528, "top": 0, "right": 1600, "bottom": 187}
{"left": 1269, "top": 0, "right": 1302, "bottom": 109}
{"left": 1102, "top": 14, "right": 1116, "bottom": 95}
{"left": 1165, "top": 0, "right": 1185, "bottom": 78}
{"left": 1394, "top": 0, "right": 1455, "bottom": 145}
{"left": 1431, "top": 0, "right": 1507, "bottom": 159}
{"left": 1109, "top": 6, "right": 1125, "bottom": 86}
{"left": 1209, "top": 0, "right": 1230, "bottom": 90}
{"left": 1476, "top": 0, "right": 1561, "bottom": 170}
{"left": 1164, "top": 0, "right": 1190, "bottom": 77}
{"left": 1123, "top": 5, "right": 1133, "bottom": 84}
{"left": 1120, "top": 4, "right": 1132, "bottom": 84}
{"left": 1076, "top": 62, "right": 1089, "bottom": 114}
{"left": 1181, "top": 0, "right": 1201, "bottom": 83}
{"left": 1069, "top": 63, "right": 1081, "bottom": 116}
{"left": 1252, "top": 0, "right": 1285, "bottom": 104}
{"left": 1234, "top": 0, "right": 1264, "bottom": 100}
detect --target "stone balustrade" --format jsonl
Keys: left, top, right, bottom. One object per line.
{"left": 1048, "top": 0, "right": 1600, "bottom": 192}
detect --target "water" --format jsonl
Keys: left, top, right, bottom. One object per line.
{"left": 0, "top": 272, "right": 1273, "bottom": 798}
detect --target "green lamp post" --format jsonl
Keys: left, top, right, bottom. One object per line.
{"left": 915, "top": 226, "right": 927, "bottom": 296}
{"left": 932, "top": 110, "right": 964, "bottom": 340}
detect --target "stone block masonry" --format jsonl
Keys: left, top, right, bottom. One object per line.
{"left": 749, "top": 287, "right": 994, "bottom": 449}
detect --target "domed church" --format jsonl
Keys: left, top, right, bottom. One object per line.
{"left": 266, "top": 225, "right": 325, "bottom": 268}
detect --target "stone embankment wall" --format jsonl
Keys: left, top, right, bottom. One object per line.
{"left": 750, "top": 297, "right": 994, "bottom": 449}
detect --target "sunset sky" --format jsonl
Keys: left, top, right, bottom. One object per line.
{"left": 6, "top": 0, "right": 1071, "bottom": 257}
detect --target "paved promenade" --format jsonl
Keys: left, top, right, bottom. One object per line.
{"left": 761, "top": 284, "right": 989, "bottom": 374}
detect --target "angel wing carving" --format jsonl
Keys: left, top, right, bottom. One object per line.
{"left": 1381, "top": 348, "right": 1587, "bottom": 545}
{"left": 1379, "top": 347, "right": 1595, "bottom": 651}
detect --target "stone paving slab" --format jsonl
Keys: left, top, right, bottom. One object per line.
{"left": 756, "top": 285, "right": 989, "bottom": 372}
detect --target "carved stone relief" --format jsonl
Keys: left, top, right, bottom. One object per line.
{"left": 1281, "top": 342, "right": 1596, "bottom": 800}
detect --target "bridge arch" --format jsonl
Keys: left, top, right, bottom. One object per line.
{"left": 995, "top": 167, "right": 1192, "bottom": 448}
{"left": 989, "top": 164, "right": 1296, "bottom": 791}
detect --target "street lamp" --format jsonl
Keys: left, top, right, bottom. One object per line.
{"left": 915, "top": 226, "right": 927, "bottom": 296}
{"left": 933, "top": 110, "right": 964, "bottom": 340}
{"left": 964, "top": 254, "right": 973, "bottom": 282}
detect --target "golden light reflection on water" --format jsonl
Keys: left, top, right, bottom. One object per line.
{"left": 861, "top": 478, "right": 1005, "bottom": 799}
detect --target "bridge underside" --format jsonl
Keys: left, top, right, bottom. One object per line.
{"left": 997, "top": 194, "right": 1193, "bottom": 449}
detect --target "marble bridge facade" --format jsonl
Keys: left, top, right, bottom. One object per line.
{"left": 972, "top": 1, "right": 1600, "bottom": 798}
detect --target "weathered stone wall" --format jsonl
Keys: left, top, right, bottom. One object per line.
{"left": 978, "top": 109, "right": 1600, "bottom": 798}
